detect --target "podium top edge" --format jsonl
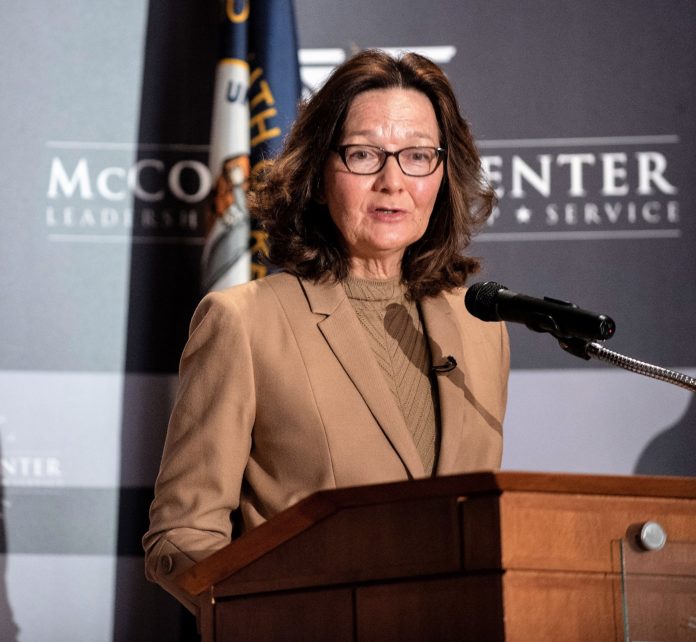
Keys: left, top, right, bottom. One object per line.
{"left": 175, "top": 471, "right": 695, "bottom": 595}
{"left": 310, "top": 470, "right": 696, "bottom": 506}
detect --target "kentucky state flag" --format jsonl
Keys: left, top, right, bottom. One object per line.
{"left": 202, "top": 0, "right": 301, "bottom": 292}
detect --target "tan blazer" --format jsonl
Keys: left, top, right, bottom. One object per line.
{"left": 143, "top": 272, "right": 509, "bottom": 609}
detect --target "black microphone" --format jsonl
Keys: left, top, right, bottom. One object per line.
{"left": 465, "top": 281, "right": 616, "bottom": 341}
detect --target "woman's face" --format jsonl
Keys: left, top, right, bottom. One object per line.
{"left": 323, "top": 87, "right": 444, "bottom": 278}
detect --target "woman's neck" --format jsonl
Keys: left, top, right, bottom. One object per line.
{"left": 348, "top": 254, "right": 403, "bottom": 280}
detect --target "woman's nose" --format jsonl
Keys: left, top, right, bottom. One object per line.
{"left": 373, "top": 155, "right": 405, "bottom": 191}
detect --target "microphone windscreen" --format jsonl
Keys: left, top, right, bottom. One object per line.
{"left": 464, "top": 281, "right": 506, "bottom": 321}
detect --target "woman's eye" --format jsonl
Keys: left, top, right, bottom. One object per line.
{"left": 406, "top": 150, "right": 431, "bottom": 162}
{"left": 349, "top": 148, "right": 376, "bottom": 161}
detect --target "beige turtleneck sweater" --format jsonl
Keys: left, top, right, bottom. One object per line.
{"left": 342, "top": 275, "right": 440, "bottom": 474}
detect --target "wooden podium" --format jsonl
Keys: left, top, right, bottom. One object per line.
{"left": 175, "top": 472, "right": 696, "bottom": 641}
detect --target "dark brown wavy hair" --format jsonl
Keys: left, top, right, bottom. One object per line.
{"left": 249, "top": 49, "right": 496, "bottom": 300}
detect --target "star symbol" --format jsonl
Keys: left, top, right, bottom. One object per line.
{"left": 515, "top": 205, "right": 532, "bottom": 223}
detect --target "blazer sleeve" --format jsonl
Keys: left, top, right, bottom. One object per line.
{"left": 142, "top": 290, "right": 255, "bottom": 611}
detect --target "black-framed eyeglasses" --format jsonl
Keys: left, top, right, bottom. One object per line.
{"left": 333, "top": 144, "right": 446, "bottom": 177}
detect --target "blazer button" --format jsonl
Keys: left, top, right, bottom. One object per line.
{"left": 160, "top": 554, "right": 174, "bottom": 574}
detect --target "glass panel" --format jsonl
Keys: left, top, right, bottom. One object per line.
{"left": 621, "top": 530, "right": 696, "bottom": 641}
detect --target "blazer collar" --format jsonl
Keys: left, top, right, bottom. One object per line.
{"left": 301, "top": 275, "right": 345, "bottom": 316}
{"left": 299, "top": 277, "right": 426, "bottom": 479}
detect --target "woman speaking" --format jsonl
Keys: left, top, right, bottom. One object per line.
{"left": 144, "top": 49, "right": 509, "bottom": 609}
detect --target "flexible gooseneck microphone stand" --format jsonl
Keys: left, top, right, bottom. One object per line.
{"left": 558, "top": 337, "right": 696, "bottom": 393}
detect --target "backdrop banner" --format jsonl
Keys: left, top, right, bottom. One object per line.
{"left": 0, "top": 1, "right": 694, "bottom": 640}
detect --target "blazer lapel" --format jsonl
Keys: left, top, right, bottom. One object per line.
{"left": 420, "top": 293, "right": 469, "bottom": 475}
{"left": 300, "top": 278, "right": 426, "bottom": 479}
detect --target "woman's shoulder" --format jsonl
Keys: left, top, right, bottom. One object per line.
{"left": 436, "top": 286, "right": 507, "bottom": 334}
{"left": 186, "top": 273, "right": 303, "bottom": 338}
{"left": 195, "top": 272, "right": 312, "bottom": 324}
{"left": 432, "top": 286, "right": 467, "bottom": 314}
{"left": 204, "top": 272, "right": 300, "bottom": 306}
